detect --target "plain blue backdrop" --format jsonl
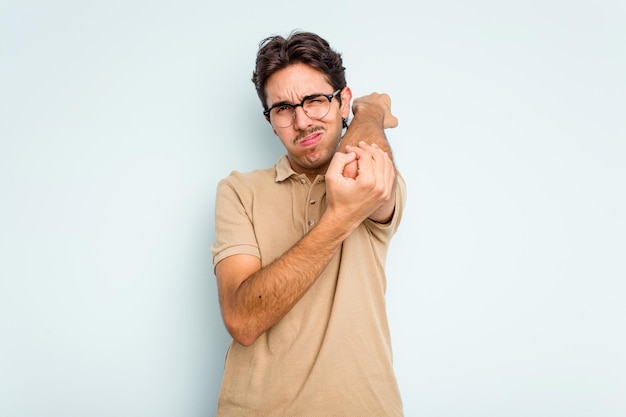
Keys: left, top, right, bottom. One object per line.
{"left": 1, "top": 1, "right": 625, "bottom": 415}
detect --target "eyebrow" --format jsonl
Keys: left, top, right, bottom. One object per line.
{"left": 268, "top": 92, "right": 328, "bottom": 109}
{"left": 269, "top": 99, "right": 296, "bottom": 108}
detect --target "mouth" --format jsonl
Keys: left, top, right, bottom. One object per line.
{"left": 296, "top": 131, "right": 323, "bottom": 147}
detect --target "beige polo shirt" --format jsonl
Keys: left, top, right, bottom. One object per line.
{"left": 212, "top": 155, "right": 406, "bottom": 416}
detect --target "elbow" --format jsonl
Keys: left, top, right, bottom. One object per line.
{"left": 230, "top": 330, "right": 257, "bottom": 347}
{"left": 234, "top": 336, "right": 257, "bottom": 347}
{"left": 223, "top": 315, "right": 260, "bottom": 347}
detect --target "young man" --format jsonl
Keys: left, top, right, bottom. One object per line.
{"left": 212, "top": 31, "right": 406, "bottom": 416}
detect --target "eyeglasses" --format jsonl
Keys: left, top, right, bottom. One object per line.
{"left": 263, "top": 89, "right": 341, "bottom": 128}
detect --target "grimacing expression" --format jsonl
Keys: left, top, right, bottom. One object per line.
{"left": 264, "top": 63, "right": 351, "bottom": 179}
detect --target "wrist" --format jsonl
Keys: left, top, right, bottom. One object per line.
{"left": 352, "top": 101, "right": 385, "bottom": 121}
{"left": 318, "top": 207, "right": 361, "bottom": 240}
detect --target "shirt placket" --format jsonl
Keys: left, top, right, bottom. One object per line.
{"left": 304, "top": 177, "right": 326, "bottom": 232}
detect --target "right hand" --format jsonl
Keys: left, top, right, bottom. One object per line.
{"left": 326, "top": 142, "right": 396, "bottom": 226}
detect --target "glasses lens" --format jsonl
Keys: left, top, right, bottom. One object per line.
{"left": 268, "top": 94, "right": 333, "bottom": 128}
{"left": 270, "top": 105, "right": 295, "bottom": 128}
{"left": 303, "top": 96, "right": 331, "bottom": 120}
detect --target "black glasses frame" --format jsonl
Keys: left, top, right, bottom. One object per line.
{"left": 263, "top": 89, "right": 342, "bottom": 124}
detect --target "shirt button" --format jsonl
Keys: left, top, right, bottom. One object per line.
{"left": 310, "top": 200, "right": 316, "bottom": 205}
{"left": 300, "top": 179, "right": 306, "bottom": 184}
{"left": 308, "top": 220, "right": 315, "bottom": 226}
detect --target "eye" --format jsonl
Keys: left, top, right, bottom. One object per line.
{"left": 274, "top": 104, "right": 293, "bottom": 115}
{"left": 306, "top": 97, "right": 325, "bottom": 105}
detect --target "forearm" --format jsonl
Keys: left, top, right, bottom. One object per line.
{"left": 337, "top": 98, "right": 398, "bottom": 222}
{"left": 219, "top": 138, "right": 396, "bottom": 345}
{"left": 223, "top": 213, "right": 355, "bottom": 346}
{"left": 339, "top": 97, "right": 395, "bottom": 158}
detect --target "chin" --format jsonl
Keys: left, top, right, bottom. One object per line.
{"left": 305, "top": 148, "right": 333, "bottom": 166}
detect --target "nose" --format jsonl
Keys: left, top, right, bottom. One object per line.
{"left": 293, "top": 105, "right": 313, "bottom": 130}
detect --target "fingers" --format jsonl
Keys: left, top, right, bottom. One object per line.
{"left": 352, "top": 92, "right": 398, "bottom": 129}
{"left": 345, "top": 142, "right": 395, "bottom": 185}
{"left": 326, "top": 150, "right": 357, "bottom": 180}
{"left": 345, "top": 141, "right": 391, "bottom": 165}
{"left": 371, "top": 93, "right": 397, "bottom": 129}
{"left": 326, "top": 142, "right": 396, "bottom": 223}
{"left": 342, "top": 159, "right": 358, "bottom": 179}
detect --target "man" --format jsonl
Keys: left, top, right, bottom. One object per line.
{"left": 212, "top": 31, "right": 406, "bottom": 416}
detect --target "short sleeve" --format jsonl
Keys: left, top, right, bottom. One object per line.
{"left": 211, "top": 176, "right": 261, "bottom": 268}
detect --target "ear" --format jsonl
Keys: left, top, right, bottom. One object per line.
{"left": 339, "top": 86, "right": 352, "bottom": 119}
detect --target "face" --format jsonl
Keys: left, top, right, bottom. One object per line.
{"left": 264, "top": 63, "right": 352, "bottom": 178}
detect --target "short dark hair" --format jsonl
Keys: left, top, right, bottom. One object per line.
{"left": 252, "top": 31, "right": 347, "bottom": 110}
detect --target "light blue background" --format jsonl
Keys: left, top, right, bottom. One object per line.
{"left": 1, "top": 1, "right": 624, "bottom": 416}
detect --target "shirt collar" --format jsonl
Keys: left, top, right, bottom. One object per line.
{"left": 275, "top": 155, "right": 296, "bottom": 182}
{"left": 274, "top": 154, "right": 326, "bottom": 184}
